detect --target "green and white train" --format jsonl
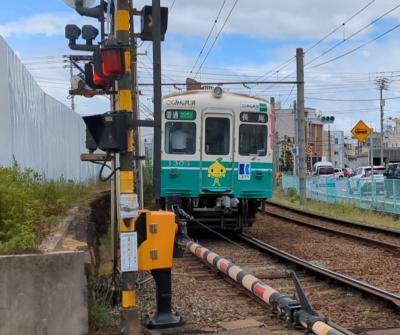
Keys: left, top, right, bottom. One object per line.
{"left": 160, "top": 87, "right": 273, "bottom": 230}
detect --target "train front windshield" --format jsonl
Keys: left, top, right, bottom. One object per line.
{"left": 239, "top": 124, "right": 267, "bottom": 156}
{"left": 165, "top": 122, "right": 196, "bottom": 154}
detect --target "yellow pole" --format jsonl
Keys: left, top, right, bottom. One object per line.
{"left": 115, "top": 1, "right": 140, "bottom": 333}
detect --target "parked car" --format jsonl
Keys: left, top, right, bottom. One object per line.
{"left": 348, "top": 166, "right": 386, "bottom": 195}
{"left": 384, "top": 163, "right": 400, "bottom": 198}
{"left": 343, "top": 167, "right": 354, "bottom": 177}
{"left": 313, "top": 165, "right": 335, "bottom": 187}
{"left": 334, "top": 168, "right": 344, "bottom": 178}
{"left": 313, "top": 161, "right": 333, "bottom": 175}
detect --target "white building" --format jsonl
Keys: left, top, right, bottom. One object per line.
{"left": 323, "top": 130, "right": 345, "bottom": 168}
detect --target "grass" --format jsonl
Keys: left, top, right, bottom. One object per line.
{"left": 0, "top": 163, "right": 108, "bottom": 254}
{"left": 273, "top": 187, "right": 400, "bottom": 230}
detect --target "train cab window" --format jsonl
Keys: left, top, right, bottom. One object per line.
{"left": 239, "top": 124, "right": 267, "bottom": 156}
{"left": 205, "top": 117, "right": 230, "bottom": 155}
{"left": 165, "top": 122, "right": 196, "bottom": 154}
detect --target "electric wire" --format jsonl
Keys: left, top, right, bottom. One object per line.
{"left": 304, "top": 0, "right": 376, "bottom": 54}
{"left": 305, "top": 2, "right": 400, "bottom": 67}
{"left": 189, "top": 0, "right": 227, "bottom": 75}
{"left": 194, "top": 0, "right": 239, "bottom": 78}
{"left": 309, "top": 22, "right": 400, "bottom": 69}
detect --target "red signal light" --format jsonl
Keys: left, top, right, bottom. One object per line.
{"left": 101, "top": 48, "right": 124, "bottom": 77}
{"left": 93, "top": 70, "right": 106, "bottom": 86}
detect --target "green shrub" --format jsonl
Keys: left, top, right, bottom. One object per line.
{"left": 0, "top": 163, "right": 103, "bottom": 254}
{"left": 287, "top": 187, "right": 299, "bottom": 203}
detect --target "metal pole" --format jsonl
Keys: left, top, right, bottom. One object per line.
{"left": 69, "top": 58, "right": 76, "bottom": 112}
{"left": 296, "top": 48, "right": 306, "bottom": 205}
{"left": 129, "top": 0, "right": 143, "bottom": 208}
{"left": 116, "top": 1, "right": 140, "bottom": 333}
{"left": 328, "top": 124, "right": 332, "bottom": 162}
{"left": 293, "top": 100, "right": 298, "bottom": 176}
{"left": 152, "top": 0, "right": 162, "bottom": 202}
{"left": 380, "top": 85, "right": 384, "bottom": 165}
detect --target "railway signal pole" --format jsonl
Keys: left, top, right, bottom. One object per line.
{"left": 296, "top": 48, "right": 306, "bottom": 205}
{"left": 376, "top": 77, "right": 389, "bottom": 165}
{"left": 114, "top": 1, "right": 141, "bottom": 333}
{"left": 152, "top": 0, "right": 162, "bottom": 200}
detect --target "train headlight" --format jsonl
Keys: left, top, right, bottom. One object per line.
{"left": 213, "top": 86, "right": 223, "bottom": 98}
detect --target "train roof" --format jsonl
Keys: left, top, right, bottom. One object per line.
{"left": 163, "top": 89, "right": 270, "bottom": 104}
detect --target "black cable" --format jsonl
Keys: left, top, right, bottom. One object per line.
{"left": 177, "top": 208, "right": 246, "bottom": 249}
{"left": 305, "top": 0, "right": 376, "bottom": 54}
{"left": 309, "top": 22, "right": 400, "bottom": 69}
{"left": 305, "top": 2, "right": 400, "bottom": 67}
{"left": 194, "top": 0, "right": 239, "bottom": 78}
{"left": 98, "top": 160, "right": 120, "bottom": 182}
{"left": 189, "top": 0, "right": 227, "bottom": 75}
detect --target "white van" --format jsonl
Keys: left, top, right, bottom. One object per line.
{"left": 312, "top": 161, "right": 334, "bottom": 176}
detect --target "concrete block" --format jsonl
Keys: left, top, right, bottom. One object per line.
{"left": 0, "top": 251, "right": 88, "bottom": 335}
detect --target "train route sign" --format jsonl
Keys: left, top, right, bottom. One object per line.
{"left": 351, "top": 120, "right": 372, "bottom": 142}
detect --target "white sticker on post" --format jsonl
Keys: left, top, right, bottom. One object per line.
{"left": 120, "top": 193, "right": 139, "bottom": 219}
{"left": 120, "top": 232, "right": 138, "bottom": 272}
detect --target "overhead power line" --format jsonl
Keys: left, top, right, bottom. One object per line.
{"left": 309, "top": 21, "right": 400, "bottom": 69}
{"left": 305, "top": 2, "right": 400, "bottom": 67}
{"left": 305, "top": 96, "right": 400, "bottom": 102}
{"left": 139, "top": 79, "right": 299, "bottom": 86}
{"left": 189, "top": 0, "right": 227, "bottom": 75}
{"left": 305, "top": 0, "right": 376, "bottom": 54}
{"left": 194, "top": 0, "right": 239, "bottom": 78}
{"left": 255, "top": 0, "right": 377, "bottom": 85}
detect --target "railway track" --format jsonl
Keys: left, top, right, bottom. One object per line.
{"left": 186, "top": 237, "right": 400, "bottom": 334}
{"left": 253, "top": 201, "right": 400, "bottom": 295}
{"left": 264, "top": 200, "right": 400, "bottom": 249}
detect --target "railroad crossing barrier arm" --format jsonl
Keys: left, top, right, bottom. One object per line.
{"left": 186, "top": 241, "right": 345, "bottom": 335}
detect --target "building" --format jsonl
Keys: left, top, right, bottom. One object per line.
{"left": 323, "top": 130, "right": 345, "bottom": 168}
{"left": 275, "top": 106, "right": 324, "bottom": 171}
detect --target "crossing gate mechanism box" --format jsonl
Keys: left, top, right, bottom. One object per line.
{"left": 135, "top": 211, "right": 177, "bottom": 270}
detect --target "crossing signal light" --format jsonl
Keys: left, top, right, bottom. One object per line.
{"left": 81, "top": 25, "right": 99, "bottom": 45}
{"left": 140, "top": 5, "right": 168, "bottom": 41}
{"left": 65, "top": 24, "right": 81, "bottom": 45}
{"left": 320, "top": 116, "right": 335, "bottom": 123}
{"left": 101, "top": 48, "right": 124, "bottom": 77}
{"left": 83, "top": 112, "right": 132, "bottom": 152}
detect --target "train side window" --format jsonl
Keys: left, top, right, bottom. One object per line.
{"left": 165, "top": 122, "right": 196, "bottom": 154}
{"left": 239, "top": 124, "right": 267, "bottom": 156}
{"left": 205, "top": 118, "right": 230, "bottom": 155}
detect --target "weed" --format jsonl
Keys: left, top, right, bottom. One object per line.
{"left": 0, "top": 163, "right": 108, "bottom": 254}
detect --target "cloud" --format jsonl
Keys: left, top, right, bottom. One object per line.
{"left": 166, "top": 0, "right": 400, "bottom": 40}
{"left": 5, "top": 0, "right": 400, "bottom": 134}
{"left": 0, "top": 12, "right": 90, "bottom": 38}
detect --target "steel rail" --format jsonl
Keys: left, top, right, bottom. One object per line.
{"left": 187, "top": 240, "right": 347, "bottom": 335}
{"left": 263, "top": 208, "right": 400, "bottom": 252}
{"left": 239, "top": 233, "right": 400, "bottom": 311}
{"left": 266, "top": 200, "right": 400, "bottom": 237}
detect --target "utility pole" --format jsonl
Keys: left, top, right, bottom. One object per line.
{"left": 69, "top": 58, "right": 76, "bottom": 112}
{"left": 152, "top": 0, "right": 162, "bottom": 201}
{"left": 129, "top": 0, "right": 143, "bottom": 208}
{"left": 376, "top": 77, "right": 389, "bottom": 165}
{"left": 293, "top": 100, "right": 298, "bottom": 176}
{"left": 296, "top": 48, "right": 306, "bottom": 205}
{"left": 116, "top": 1, "right": 140, "bottom": 333}
{"left": 328, "top": 124, "right": 332, "bottom": 162}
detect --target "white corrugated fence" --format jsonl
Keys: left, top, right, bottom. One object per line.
{"left": 0, "top": 36, "right": 98, "bottom": 181}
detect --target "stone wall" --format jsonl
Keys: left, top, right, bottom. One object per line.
{"left": 0, "top": 251, "right": 88, "bottom": 335}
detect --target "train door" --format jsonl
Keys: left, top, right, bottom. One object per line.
{"left": 200, "top": 111, "right": 234, "bottom": 192}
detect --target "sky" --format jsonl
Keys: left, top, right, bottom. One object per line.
{"left": 2, "top": 0, "right": 400, "bottom": 135}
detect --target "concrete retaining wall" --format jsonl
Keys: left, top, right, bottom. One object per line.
{"left": 0, "top": 251, "right": 88, "bottom": 335}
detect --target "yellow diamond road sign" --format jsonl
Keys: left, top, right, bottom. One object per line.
{"left": 351, "top": 120, "right": 372, "bottom": 142}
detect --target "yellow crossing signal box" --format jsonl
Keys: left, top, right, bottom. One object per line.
{"left": 135, "top": 211, "right": 177, "bottom": 270}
